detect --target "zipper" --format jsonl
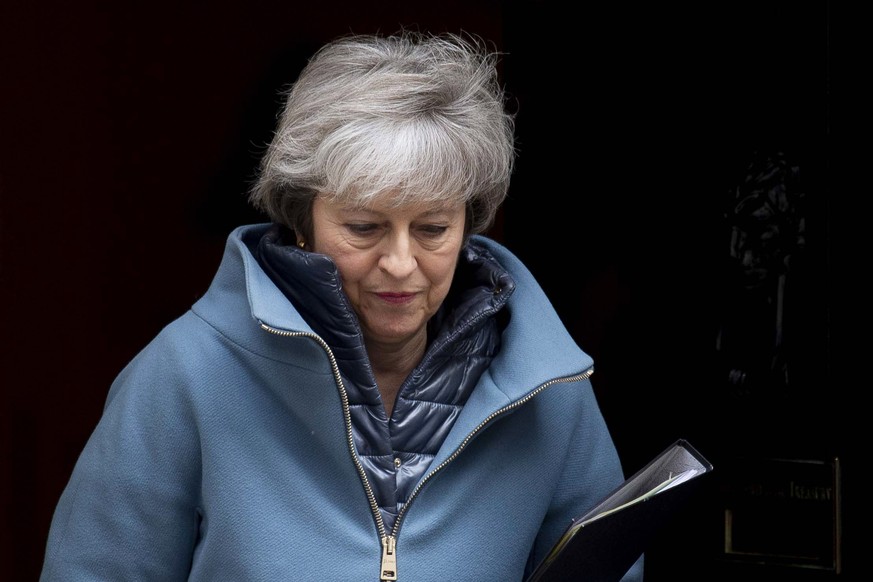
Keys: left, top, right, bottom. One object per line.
{"left": 262, "top": 321, "right": 593, "bottom": 581}
{"left": 258, "top": 324, "right": 392, "bottom": 578}
{"left": 386, "top": 368, "right": 595, "bottom": 558}
{"left": 380, "top": 535, "right": 398, "bottom": 580}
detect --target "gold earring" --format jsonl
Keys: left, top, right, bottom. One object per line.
{"left": 297, "top": 240, "right": 306, "bottom": 249}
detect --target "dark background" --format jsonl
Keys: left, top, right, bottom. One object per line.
{"left": 1, "top": 2, "right": 839, "bottom": 581}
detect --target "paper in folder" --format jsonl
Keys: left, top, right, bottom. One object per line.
{"left": 526, "top": 438, "right": 714, "bottom": 582}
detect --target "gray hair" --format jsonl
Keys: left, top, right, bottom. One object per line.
{"left": 248, "top": 31, "right": 516, "bottom": 240}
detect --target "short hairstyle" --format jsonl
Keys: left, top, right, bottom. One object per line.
{"left": 248, "top": 30, "right": 516, "bottom": 240}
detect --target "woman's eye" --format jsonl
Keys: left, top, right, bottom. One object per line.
{"left": 418, "top": 225, "right": 449, "bottom": 237}
{"left": 346, "top": 223, "right": 378, "bottom": 235}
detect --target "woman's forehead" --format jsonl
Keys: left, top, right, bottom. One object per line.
{"left": 321, "top": 189, "right": 466, "bottom": 213}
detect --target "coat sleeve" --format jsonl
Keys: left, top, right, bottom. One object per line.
{"left": 40, "top": 331, "right": 202, "bottom": 581}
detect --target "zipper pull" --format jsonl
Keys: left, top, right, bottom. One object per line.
{"left": 380, "top": 535, "right": 398, "bottom": 581}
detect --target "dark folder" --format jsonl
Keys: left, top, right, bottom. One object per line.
{"left": 526, "top": 439, "right": 714, "bottom": 582}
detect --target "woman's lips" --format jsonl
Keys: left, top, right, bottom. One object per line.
{"left": 377, "top": 292, "right": 415, "bottom": 305}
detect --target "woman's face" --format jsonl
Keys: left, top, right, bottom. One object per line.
{"left": 311, "top": 194, "right": 466, "bottom": 349}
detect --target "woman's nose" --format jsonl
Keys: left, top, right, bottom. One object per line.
{"left": 378, "top": 232, "right": 417, "bottom": 277}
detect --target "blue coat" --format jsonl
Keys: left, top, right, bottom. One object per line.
{"left": 40, "top": 224, "right": 643, "bottom": 581}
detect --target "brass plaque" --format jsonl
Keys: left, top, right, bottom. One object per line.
{"left": 720, "top": 456, "right": 841, "bottom": 572}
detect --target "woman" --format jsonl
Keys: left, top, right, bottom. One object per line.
{"left": 40, "top": 31, "right": 642, "bottom": 581}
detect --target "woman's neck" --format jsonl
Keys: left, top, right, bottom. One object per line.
{"left": 366, "top": 330, "right": 427, "bottom": 417}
